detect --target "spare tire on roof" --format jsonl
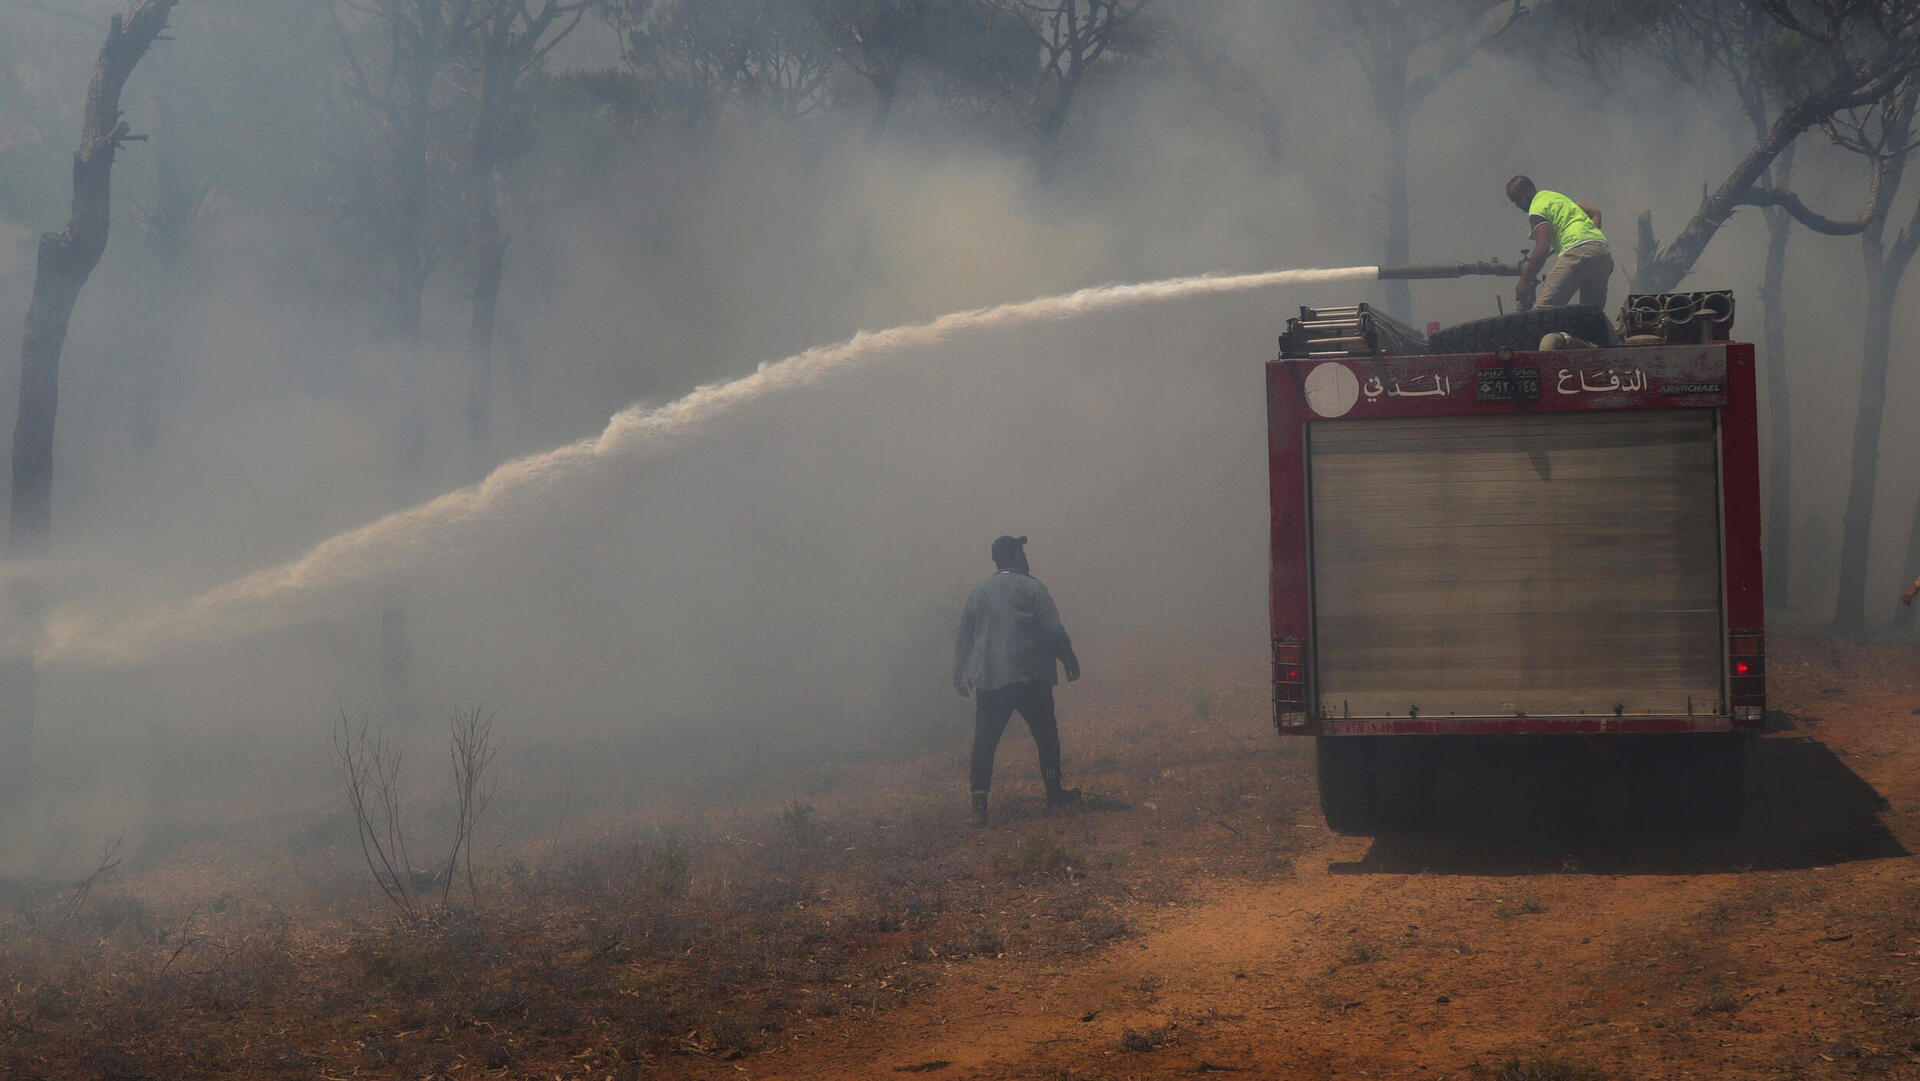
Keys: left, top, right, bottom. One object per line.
{"left": 1425, "top": 305, "right": 1616, "bottom": 355}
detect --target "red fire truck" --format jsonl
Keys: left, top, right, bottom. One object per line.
{"left": 1267, "top": 293, "right": 1765, "bottom": 832}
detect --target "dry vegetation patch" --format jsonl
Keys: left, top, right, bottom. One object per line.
{"left": 7, "top": 637, "right": 1916, "bottom": 1080}
{"left": 1, "top": 657, "right": 1311, "bottom": 1078}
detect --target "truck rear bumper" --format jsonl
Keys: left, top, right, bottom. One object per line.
{"left": 1305, "top": 715, "right": 1758, "bottom": 736}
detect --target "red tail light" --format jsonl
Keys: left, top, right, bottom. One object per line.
{"left": 1728, "top": 629, "right": 1765, "bottom": 723}
{"left": 1273, "top": 638, "right": 1309, "bottom": 728}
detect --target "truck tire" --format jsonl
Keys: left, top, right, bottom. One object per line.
{"left": 1426, "top": 305, "right": 1616, "bottom": 354}
{"left": 1316, "top": 736, "right": 1377, "bottom": 834}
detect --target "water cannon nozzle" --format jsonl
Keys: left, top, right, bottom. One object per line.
{"left": 1377, "top": 260, "right": 1523, "bottom": 281}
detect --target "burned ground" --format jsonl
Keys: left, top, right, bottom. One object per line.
{"left": 2, "top": 632, "right": 1917, "bottom": 1080}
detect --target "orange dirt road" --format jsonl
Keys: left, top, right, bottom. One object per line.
{"left": 685, "top": 636, "right": 1920, "bottom": 1080}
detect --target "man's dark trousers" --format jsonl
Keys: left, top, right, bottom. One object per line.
{"left": 971, "top": 682, "right": 1063, "bottom": 796}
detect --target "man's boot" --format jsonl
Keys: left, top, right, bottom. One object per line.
{"left": 971, "top": 790, "right": 990, "bottom": 827}
{"left": 1042, "top": 768, "right": 1081, "bottom": 811}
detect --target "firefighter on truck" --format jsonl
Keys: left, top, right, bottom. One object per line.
{"left": 1506, "top": 174, "right": 1614, "bottom": 312}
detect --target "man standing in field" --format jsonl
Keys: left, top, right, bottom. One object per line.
{"left": 953, "top": 535, "right": 1082, "bottom": 826}
{"left": 1507, "top": 174, "right": 1614, "bottom": 311}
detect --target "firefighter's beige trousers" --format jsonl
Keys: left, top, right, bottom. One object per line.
{"left": 1539, "top": 239, "right": 1614, "bottom": 309}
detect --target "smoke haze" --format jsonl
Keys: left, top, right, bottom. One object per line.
{"left": 1, "top": 0, "right": 1915, "bottom": 871}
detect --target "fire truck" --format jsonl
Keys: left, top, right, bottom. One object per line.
{"left": 1268, "top": 283, "right": 1764, "bottom": 833}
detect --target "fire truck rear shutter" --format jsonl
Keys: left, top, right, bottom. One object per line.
{"left": 1307, "top": 409, "right": 1724, "bottom": 720}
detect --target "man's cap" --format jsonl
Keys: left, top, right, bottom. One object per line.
{"left": 991, "top": 535, "right": 1028, "bottom": 563}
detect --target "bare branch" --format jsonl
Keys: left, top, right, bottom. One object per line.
{"left": 1737, "top": 186, "right": 1873, "bottom": 234}
{"left": 441, "top": 705, "right": 500, "bottom": 902}
{"left": 56, "top": 836, "right": 123, "bottom": 924}
{"left": 333, "top": 711, "right": 417, "bottom": 917}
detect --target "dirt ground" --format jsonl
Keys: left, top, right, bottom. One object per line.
{"left": 674, "top": 633, "right": 1920, "bottom": 1081}
{"left": 4, "top": 632, "right": 1918, "bottom": 1081}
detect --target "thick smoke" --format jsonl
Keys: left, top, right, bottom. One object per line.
{"left": 0, "top": 0, "right": 1914, "bottom": 871}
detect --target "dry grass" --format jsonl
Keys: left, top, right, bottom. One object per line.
{"left": 10, "top": 631, "right": 1910, "bottom": 1079}
{"left": 0, "top": 653, "right": 1307, "bottom": 1079}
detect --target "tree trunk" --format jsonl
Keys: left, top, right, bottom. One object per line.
{"left": 1759, "top": 200, "right": 1793, "bottom": 606}
{"left": 1895, "top": 493, "right": 1920, "bottom": 632}
{"left": 1832, "top": 271, "right": 1897, "bottom": 630}
{"left": 3, "top": 0, "right": 178, "bottom": 808}
{"left": 1832, "top": 123, "right": 1920, "bottom": 630}
{"left": 1034, "top": 84, "right": 1073, "bottom": 186}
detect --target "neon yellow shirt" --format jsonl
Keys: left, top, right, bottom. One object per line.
{"left": 1528, "top": 190, "right": 1606, "bottom": 255}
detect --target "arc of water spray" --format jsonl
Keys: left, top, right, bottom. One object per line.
{"left": 41, "top": 265, "right": 1380, "bottom": 667}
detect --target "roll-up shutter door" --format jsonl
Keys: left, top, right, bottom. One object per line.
{"left": 1308, "top": 409, "right": 1723, "bottom": 720}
